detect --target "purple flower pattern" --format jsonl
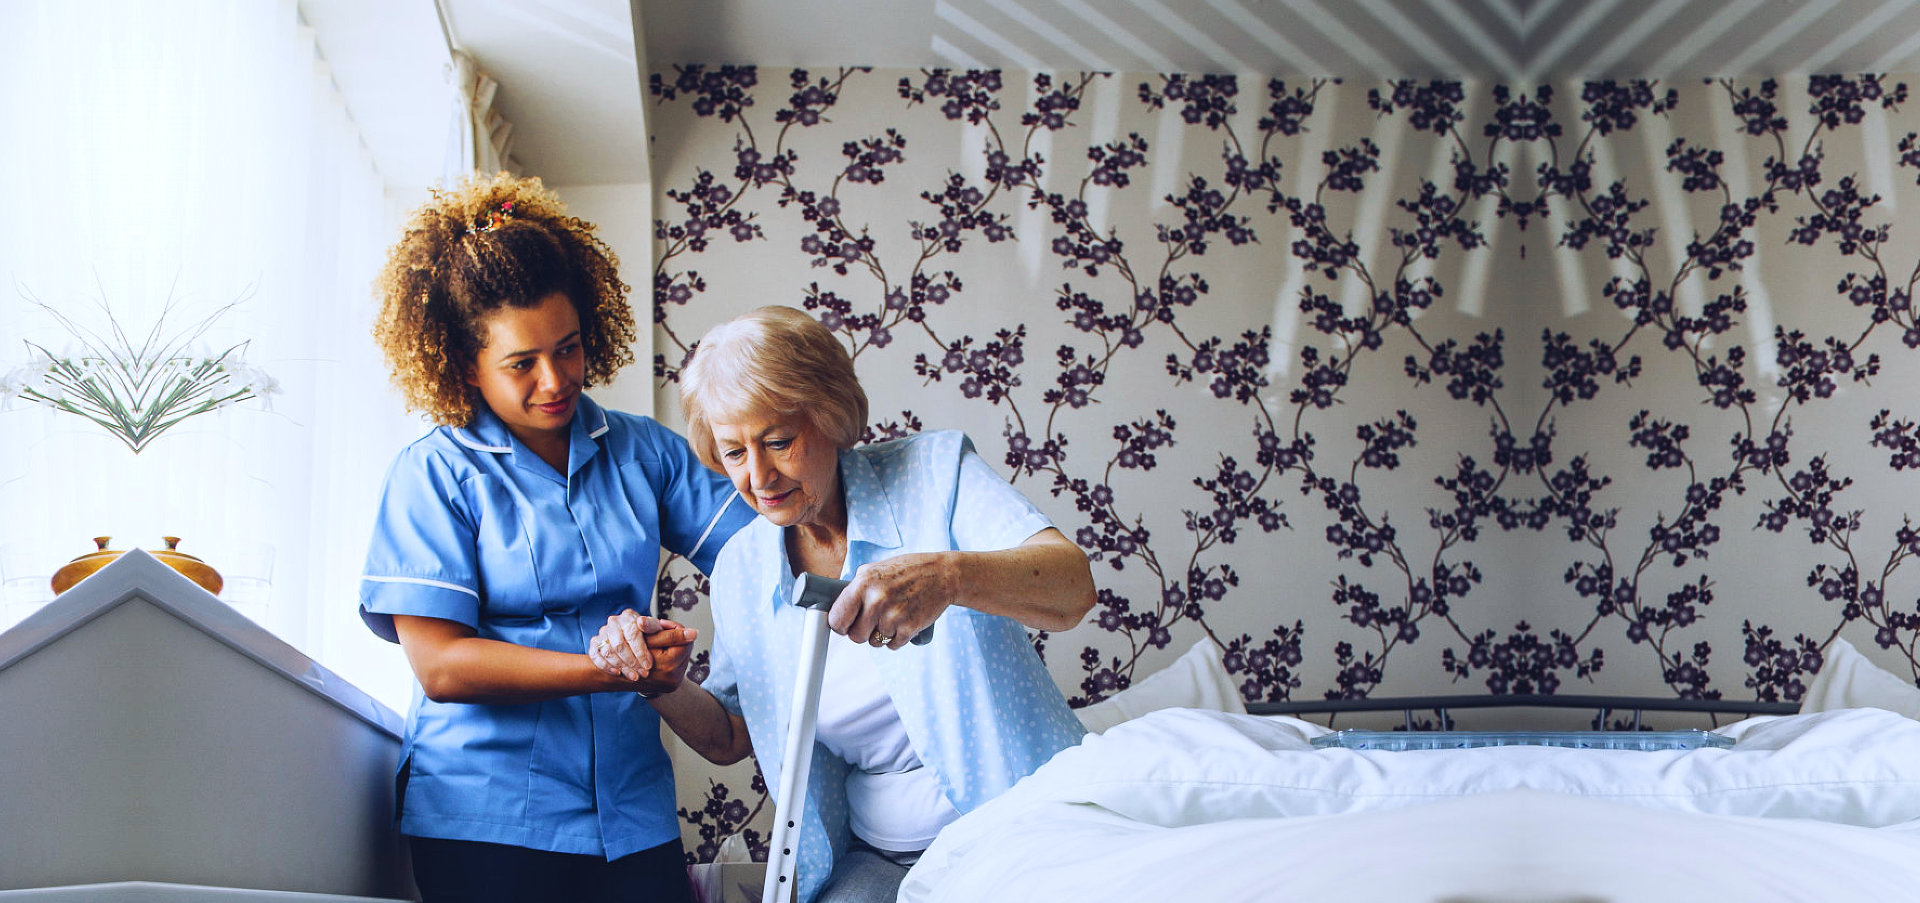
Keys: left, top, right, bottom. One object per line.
{"left": 645, "top": 67, "right": 1920, "bottom": 859}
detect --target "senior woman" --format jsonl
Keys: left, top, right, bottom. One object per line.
{"left": 590, "top": 305, "right": 1095, "bottom": 903}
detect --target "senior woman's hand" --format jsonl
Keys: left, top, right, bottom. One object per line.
{"left": 588, "top": 610, "right": 700, "bottom": 694}
{"left": 828, "top": 529, "right": 1097, "bottom": 648}
{"left": 829, "top": 552, "right": 958, "bottom": 650}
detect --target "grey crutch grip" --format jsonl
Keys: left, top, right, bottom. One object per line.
{"left": 792, "top": 573, "right": 935, "bottom": 645}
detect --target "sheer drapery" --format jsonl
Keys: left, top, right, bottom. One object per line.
{"left": 451, "top": 49, "right": 521, "bottom": 177}
{"left": 0, "top": 0, "right": 440, "bottom": 711}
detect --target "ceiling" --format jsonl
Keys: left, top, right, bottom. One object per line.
{"left": 639, "top": 0, "right": 1920, "bottom": 82}
{"left": 412, "top": 0, "right": 1920, "bottom": 185}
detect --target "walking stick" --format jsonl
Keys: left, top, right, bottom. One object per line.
{"left": 761, "top": 573, "right": 932, "bottom": 903}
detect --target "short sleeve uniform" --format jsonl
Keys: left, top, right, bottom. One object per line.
{"left": 702, "top": 430, "right": 1087, "bottom": 903}
{"left": 359, "top": 395, "right": 754, "bottom": 859}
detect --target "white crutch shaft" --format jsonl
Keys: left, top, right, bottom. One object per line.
{"left": 762, "top": 576, "right": 837, "bottom": 903}
{"left": 761, "top": 573, "right": 937, "bottom": 903}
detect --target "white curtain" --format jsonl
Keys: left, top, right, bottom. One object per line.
{"left": 450, "top": 49, "right": 519, "bottom": 178}
{"left": 0, "top": 0, "right": 442, "bottom": 712}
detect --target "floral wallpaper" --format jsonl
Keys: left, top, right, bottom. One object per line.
{"left": 641, "top": 64, "right": 1920, "bottom": 860}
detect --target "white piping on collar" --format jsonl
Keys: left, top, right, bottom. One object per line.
{"left": 451, "top": 399, "right": 605, "bottom": 451}
{"left": 687, "top": 492, "right": 741, "bottom": 563}
{"left": 586, "top": 397, "right": 610, "bottom": 438}
{"left": 451, "top": 428, "right": 511, "bottom": 454}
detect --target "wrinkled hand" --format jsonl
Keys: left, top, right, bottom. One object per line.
{"left": 828, "top": 552, "right": 953, "bottom": 650}
{"left": 588, "top": 609, "right": 699, "bottom": 695}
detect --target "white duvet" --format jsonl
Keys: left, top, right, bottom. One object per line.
{"left": 900, "top": 707, "right": 1920, "bottom": 902}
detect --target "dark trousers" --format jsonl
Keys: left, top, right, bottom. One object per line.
{"left": 408, "top": 835, "right": 696, "bottom": 903}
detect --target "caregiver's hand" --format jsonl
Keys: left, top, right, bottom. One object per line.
{"left": 589, "top": 610, "right": 699, "bottom": 689}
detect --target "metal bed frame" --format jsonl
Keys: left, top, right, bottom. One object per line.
{"left": 1245, "top": 694, "right": 1802, "bottom": 732}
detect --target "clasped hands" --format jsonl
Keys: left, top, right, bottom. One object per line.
{"left": 589, "top": 554, "right": 955, "bottom": 693}
{"left": 588, "top": 610, "right": 698, "bottom": 697}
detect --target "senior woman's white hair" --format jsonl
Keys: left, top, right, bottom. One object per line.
{"left": 679, "top": 305, "right": 870, "bottom": 472}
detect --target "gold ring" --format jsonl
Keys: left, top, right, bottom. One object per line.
{"left": 870, "top": 630, "right": 893, "bottom": 645}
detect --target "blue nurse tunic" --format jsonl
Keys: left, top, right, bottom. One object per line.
{"left": 359, "top": 394, "right": 754, "bottom": 859}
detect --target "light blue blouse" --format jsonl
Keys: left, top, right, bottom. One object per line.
{"left": 359, "top": 395, "right": 754, "bottom": 859}
{"left": 703, "top": 430, "right": 1088, "bottom": 903}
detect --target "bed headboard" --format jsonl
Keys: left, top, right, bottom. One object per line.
{"left": 1245, "top": 694, "right": 1801, "bottom": 731}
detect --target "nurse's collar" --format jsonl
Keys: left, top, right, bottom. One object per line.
{"left": 452, "top": 394, "right": 609, "bottom": 453}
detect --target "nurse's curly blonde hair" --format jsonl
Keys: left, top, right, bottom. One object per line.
{"left": 372, "top": 172, "right": 636, "bottom": 426}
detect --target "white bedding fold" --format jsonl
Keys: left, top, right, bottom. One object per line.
{"left": 902, "top": 707, "right": 1920, "bottom": 903}
{"left": 904, "top": 788, "right": 1920, "bottom": 902}
{"left": 986, "top": 706, "right": 1920, "bottom": 826}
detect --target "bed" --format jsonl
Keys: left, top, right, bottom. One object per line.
{"left": 897, "top": 641, "right": 1920, "bottom": 902}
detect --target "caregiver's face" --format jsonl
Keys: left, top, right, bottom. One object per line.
{"left": 465, "top": 291, "right": 584, "bottom": 445}
{"left": 709, "top": 410, "right": 840, "bottom": 528}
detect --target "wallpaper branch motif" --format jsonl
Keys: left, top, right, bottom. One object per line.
{"left": 642, "top": 65, "right": 1920, "bottom": 859}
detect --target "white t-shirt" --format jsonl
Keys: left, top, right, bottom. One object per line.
{"left": 814, "top": 635, "right": 962, "bottom": 852}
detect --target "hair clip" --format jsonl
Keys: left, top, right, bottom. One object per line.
{"left": 480, "top": 200, "right": 516, "bottom": 232}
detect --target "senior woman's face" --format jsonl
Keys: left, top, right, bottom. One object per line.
{"left": 709, "top": 410, "right": 841, "bottom": 529}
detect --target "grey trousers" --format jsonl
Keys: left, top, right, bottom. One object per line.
{"left": 814, "top": 841, "right": 921, "bottom": 903}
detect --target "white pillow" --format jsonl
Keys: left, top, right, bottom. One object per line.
{"left": 1801, "top": 637, "right": 1920, "bottom": 720}
{"left": 1075, "top": 640, "right": 1245, "bottom": 733}
{"left": 1047, "top": 706, "right": 1920, "bottom": 828}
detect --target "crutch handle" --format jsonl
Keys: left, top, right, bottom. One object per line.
{"left": 791, "top": 573, "right": 936, "bottom": 644}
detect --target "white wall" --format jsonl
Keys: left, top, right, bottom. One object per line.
{"left": 552, "top": 182, "right": 658, "bottom": 417}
